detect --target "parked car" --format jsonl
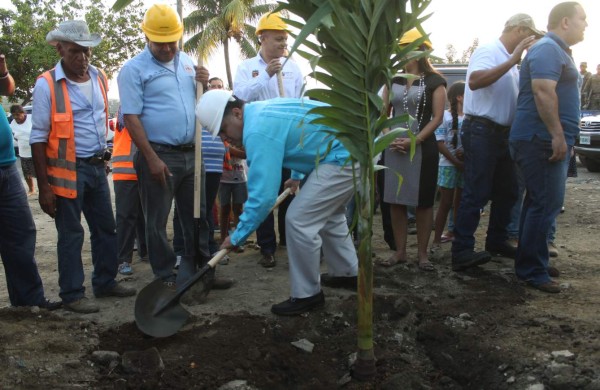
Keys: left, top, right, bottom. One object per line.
{"left": 575, "top": 110, "right": 600, "bottom": 172}
{"left": 434, "top": 64, "right": 468, "bottom": 87}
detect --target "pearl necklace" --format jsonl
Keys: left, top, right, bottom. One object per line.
{"left": 402, "top": 73, "right": 426, "bottom": 133}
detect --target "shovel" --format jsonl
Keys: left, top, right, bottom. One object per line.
{"left": 135, "top": 188, "right": 292, "bottom": 338}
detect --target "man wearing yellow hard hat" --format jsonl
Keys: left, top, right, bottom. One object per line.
{"left": 233, "top": 12, "right": 304, "bottom": 269}
{"left": 117, "top": 4, "right": 229, "bottom": 293}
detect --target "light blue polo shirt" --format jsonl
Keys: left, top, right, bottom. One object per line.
{"left": 118, "top": 45, "right": 197, "bottom": 145}
{"left": 30, "top": 61, "right": 109, "bottom": 157}
{"left": 230, "top": 98, "right": 350, "bottom": 245}
{"left": 511, "top": 32, "right": 581, "bottom": 146}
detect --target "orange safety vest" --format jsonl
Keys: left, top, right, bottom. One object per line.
{"left": 112, "top": 123, "right": 138, "bottom": 181}
{"left": 40, "top": 68, "right": 108, "bottom": 198}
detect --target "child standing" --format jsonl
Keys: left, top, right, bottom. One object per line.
{"left": 431, "top": 81, "right": 465, "bottom": 252}
{"left": 219, "top": 142, "right": 248, "bottom": 250}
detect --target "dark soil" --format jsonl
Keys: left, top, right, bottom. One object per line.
{"left": 93, "top": 267, "right": 530, "bottom": 390}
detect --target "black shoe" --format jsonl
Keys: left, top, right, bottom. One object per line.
{"left": 320, "top": 273, "right": 357, "bottom": 290}
{"left": 485, "top": 241, "right": 517, "bottom": 258}
{"left": 258, "top": 253, "right": 276, "bottom": 268}
{"left": 94, "top": 283, "right": 137, "bottom": 298}
{"left": 271, "top": 291, "right": 325, "bottom": 316}
{"left": 452, "top": 250, "right": 492, "bottom": 271}
{"left": 38, "top": 299, "right": 62, "bottom": 311}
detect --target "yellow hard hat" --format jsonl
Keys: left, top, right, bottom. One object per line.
{"left": 399, "top": 28, "right": 432, "bottom": 50}
{"left": 255, "top": 12, "right": 287, "bottom": 36}
{"left": 141, "top": 4, "right": 183, "bottom": 43}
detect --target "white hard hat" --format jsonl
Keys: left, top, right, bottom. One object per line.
{"left": 195, "top": 89, "right": 236, "bottom": 138}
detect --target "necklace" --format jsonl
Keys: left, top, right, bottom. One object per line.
{"left": 402, "top": 73, "right": 426, "bottom": 133}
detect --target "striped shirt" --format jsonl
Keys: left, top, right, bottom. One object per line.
{"left": 202, "top": 128, "right": 225, "bottom": 173}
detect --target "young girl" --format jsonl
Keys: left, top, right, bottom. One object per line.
{"left": 431, "top": 81, "right": 465, "bottom": 252}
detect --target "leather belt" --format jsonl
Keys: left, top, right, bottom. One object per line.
{"left": 464, "top": 115, "right": 510, "bottom": 132}
{"left": 149, "top": 142, "right": 195, "bottom": 152}
{"left": 76, "top": 156, "right": 105, "bottom": 165}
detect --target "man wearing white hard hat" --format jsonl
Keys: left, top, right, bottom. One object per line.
{"left": 196, "top": 90, "right": 358, "bottom": 316}
{"left": 118, "top": 5, "right": 232, "bottom": 293}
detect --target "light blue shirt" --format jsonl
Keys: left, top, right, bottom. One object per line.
{"left": 30, "top": 61, "right": 108, "bottom": 157}
{"left": 230, "top": 98, "right": 350, "bottom": 246}
{"left": 118, "top": 46, "right": 197, "bottom": 145}
{"left": 233, "top": 54, "right": 304, "bottom": 101}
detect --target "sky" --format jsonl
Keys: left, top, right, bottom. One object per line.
{"left": 1, "top": 0, "right": 598, "bottom": 99}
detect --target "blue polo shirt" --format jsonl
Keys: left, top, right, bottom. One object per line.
{"left": 118, "top": 46, "right": 197, "bottom": 145}
{"left": 510, "top": 32, "right": 581, "bottom": 146}
{"left": 230, "top": 98, "right": 350, "bottom": 246}
{"left": 0, "top": 110, "right": 16, "bottom": 167}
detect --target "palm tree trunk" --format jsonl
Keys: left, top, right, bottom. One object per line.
{"left": 223, "top": 39, "right": 233, "bottom": 89}
{"left": 353, "top": 163, "right": 376, "bottom": 379}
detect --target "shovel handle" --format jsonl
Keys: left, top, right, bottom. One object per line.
{"left": 207, "top": 187, "right": 292, "bottom": 269}
{"left": 277, "top": 70, "right": 284, "bottom": 97}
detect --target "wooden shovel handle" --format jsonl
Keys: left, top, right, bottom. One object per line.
{"left": 194, "top": 58, "right": 204, "bottom": 219}
{"left": 277, "top": 70, "right": 284, "bottom": 97}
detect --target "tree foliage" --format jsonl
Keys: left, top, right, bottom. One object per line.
{"left": 444, "top": 38, "right": 479, "bottom": 64}
{"left": 0, "top": 0, "right": 145, "bottom": 104}
{"left": 183, "top": 0, "right": 275, "bottom": 88}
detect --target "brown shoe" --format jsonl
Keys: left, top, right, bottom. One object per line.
{"left": 259, "top": 253, "right": 276, "bottom": 268}
{"left": 547, "top": 266, "right": 560, "bottom": 278}
{"left": 64, "top": 297, "right": 99, "bottom": 313}
{"left": 530, "top": 280, "right": 561, "bottom": 293}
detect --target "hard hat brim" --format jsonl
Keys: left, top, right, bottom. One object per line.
{"left": 142, "top": 25, "right": 184, "bottom": 43}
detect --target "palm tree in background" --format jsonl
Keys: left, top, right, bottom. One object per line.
{"left": 183, "top": 0, "right": 275, "bottom": 88}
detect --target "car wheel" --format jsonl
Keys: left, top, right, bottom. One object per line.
{"left": 584, "top": 157, "right": 600, "bottom": 173}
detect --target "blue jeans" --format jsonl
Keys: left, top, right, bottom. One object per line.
{"left": 452, "top": 118, "right": 518, "bottom": 255}
{"left": 507, "top": 162, "right": 558, "bottom": 243}
{"left": 55, "top": 161, "right": 118, "bottom": 302}
{"left": 135, "top": 146, "right": 209, "bottom": 285}
{"left": 507, "top": 163, "right": 525, "bottom": 239}
{"left": 0, "top": 164, "right": 46, "bottom": 306}
{"left": 510, "top": 137, "right": 570, "bottom": 285}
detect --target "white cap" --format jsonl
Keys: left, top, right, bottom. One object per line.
{"left": 195, "top": 90, "right": 236, "bottom": 138}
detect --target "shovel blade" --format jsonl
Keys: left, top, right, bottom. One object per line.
{"left": 135, "top": 279, "right": 191, "bottom": 338}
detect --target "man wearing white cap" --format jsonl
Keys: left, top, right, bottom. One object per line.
{"left": 31, "top": 20, "right": 136, "bottom": 313}
{"left": 451, "top": 13, "right": 542, "bottom": 271}
{"left": 196, "top": 90, "right": 358, "bottom": 316}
